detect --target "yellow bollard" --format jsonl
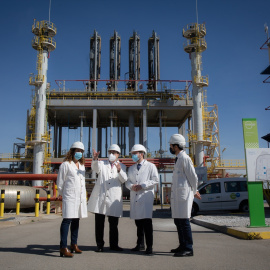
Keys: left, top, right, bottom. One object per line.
{"left": 46, "top": 190, "right": 51, "bottom": 215}
{"left": 0, "top": 189, "right": 5, "bottom": 217}
{"left": 35, "top": 189, "right": 40, "bottom": 217}
{"left": 16, "top": 191, "right": 20, "bottom": 215}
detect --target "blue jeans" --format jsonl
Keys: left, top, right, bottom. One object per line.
{"left": 60, "top": 218, "right": 80, "bottom": 248}
{"left": 174, "top": 218, "right": 193, "bottom": 251}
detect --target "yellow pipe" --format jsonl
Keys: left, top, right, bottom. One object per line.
{"left": 0, "top": 189, "right": 5, "bottom": 217}
{"left": 35, "top": 189, "right": 40, "bottom": 217}
{"left": 46, "top": 191, "right": 51, "bottom": 215}
{"left": 16, "top": 191, "right": 20, "bottom": 215}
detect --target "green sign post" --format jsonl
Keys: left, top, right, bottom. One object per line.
{"left": 242, "top": 118, "right": 266, "bottom": 227}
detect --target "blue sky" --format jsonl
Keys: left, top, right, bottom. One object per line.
{"left": 0, "top": 0, "right": 269, "bottom": 167}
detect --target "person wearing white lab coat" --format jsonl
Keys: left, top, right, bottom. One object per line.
{"left": 125, "top": 144, "right": 159, "bottom": 255}
{"left": 169, "top": 134, "right": 198, "bottom": 257}
{"left": 88, "top": 144, "right": 127, "bottom": 252}
{"left": 57, "top": 141, "right": 88, "bottom": 258}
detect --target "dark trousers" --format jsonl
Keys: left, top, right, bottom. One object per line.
{"left": 174, "top": 218, "right": 193, "bottom": 251}
{"left": 95, "top": 213, "right": 119, "bottom": 248}
{"left": 135, "top": 219, "right": 152, "bottom": 249}
{"left": 60, "top": 218, "right": 79, "bottom": 248}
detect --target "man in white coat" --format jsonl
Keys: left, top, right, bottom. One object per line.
{"left": 125, "top": 144, "right": 159, "bottom": 255}
{"left": 88, "top": 144, "right": 127, "bottom": 252}
{"left": 169, "top": 134, "right": 198, "bottom": 257}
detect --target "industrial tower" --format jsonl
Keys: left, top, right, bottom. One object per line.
{"left": 29, "top": 20, "right": 56, "bottom": 186}
{"left": 183, "top": 23, "right": 208, "bottom": 168}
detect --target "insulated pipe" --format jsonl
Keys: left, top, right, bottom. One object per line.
{"left": 0, "top": 174, "right": 57, "bottom": 181}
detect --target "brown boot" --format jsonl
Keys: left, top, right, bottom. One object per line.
{"left": 70, "top": 244, "right": 82, "bottom": 254}
{"left": 60, "top": 248, "right": 74, "bottom": 257}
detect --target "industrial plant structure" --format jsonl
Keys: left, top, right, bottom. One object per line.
{"left": 1, "top": 20, "right": 246, "bottom": 188}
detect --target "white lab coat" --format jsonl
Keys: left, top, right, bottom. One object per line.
{"left": 57, "top": 161, "right": 88, "bottom": 219}
{"left": 88, "top": 159, "right": 127, "bottom": 217}
{"left": 171, "top": 151, "right": 198, "bottom": 218}
{"left": 126, "top": 160, "right": 159, "bottom": 219}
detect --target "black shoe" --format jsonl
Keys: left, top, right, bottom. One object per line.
{"left": 145, "top": 248, "right": 153, "bottom": 255}
{"left": 174, "top": 250, "right": 193, "bottom": 257}
{"left": 110, "top": 246, "right": 123, "bottom": 252}
{"left": 131, "top": 245, "right": 145, "bottom": 251}
{"left": 95, "top": 247, "right": 104, "bottom": 252}
{"left": 170, "top": 246, "right": 182, "bottom": 253}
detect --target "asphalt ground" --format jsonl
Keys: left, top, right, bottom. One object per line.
{"left": 0, "top": 205, "right": 270, "bottom": 270}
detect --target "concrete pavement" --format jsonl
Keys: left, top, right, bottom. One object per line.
{"left": 1, "top": 206, "right": 270, "bottom": 270}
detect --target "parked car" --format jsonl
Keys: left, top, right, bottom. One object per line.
{"left": 192, "top": 178, "right": 248, "bottom": 216}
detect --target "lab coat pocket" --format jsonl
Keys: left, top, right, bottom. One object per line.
{"left": 177, "top": 187, "right": 188, "bottom": 201}
{"left": 64, "top": 188, "right": 76, "bottom": 200}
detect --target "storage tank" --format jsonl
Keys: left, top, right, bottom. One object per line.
{"left": 0, "top": 185, "right": 47, "bottom": 209}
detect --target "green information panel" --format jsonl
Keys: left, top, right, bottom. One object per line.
{"left": 242, "top": 118, "right": 267, "bottom": 227}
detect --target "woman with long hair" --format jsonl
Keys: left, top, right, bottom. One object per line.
{"left": 57, "top": 141, "right": 88, "bottom": 258}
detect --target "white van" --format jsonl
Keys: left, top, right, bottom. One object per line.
{"left": 192, "top": 178, "right": 248, "bottom": 216}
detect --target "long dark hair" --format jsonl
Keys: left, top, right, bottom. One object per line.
{"left": 64, "top": 148, "right": 85, "bottom": 165}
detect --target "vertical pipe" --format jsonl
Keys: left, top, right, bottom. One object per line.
{"left": 92, "top": 109, "right": 97, "bottom": 151}
{"left": 88, "top": 126, "right": 91, "bottom": 158}
{"left": 124, "top": 126, "right": 126, "bottom": 156}
{"left": 143, "top": 109, "right": 147, "bottom": 150}
{"left": 191, "top": 52, "right": 204, "bottom": 167}
{"left": 188, "top": 116, "right": 192, "bottom": 156}
{"left": 33, "top": 50, "right": 48, "bottom": 186}
{"left": 98, "top": 127, "right": 102, "bottom": 156}
{"left": 53, "top": 117, "right": 58, "bottom": 158}
{"left": 16, "top": 191, "right": 20, "bottom": 215}
{"left": 35, "top": 189, "right": 40, "bottom": 217}
{"left": 0, "top": 190, "right": 5, "bottom": 217}
{"left": 110, "top": 111, "right": 113, "bottom": 146}
{"left": 46, "top": 190, "right": 50, "bottom": 215}
{"left": 105, "top": 127, "right": 108, "bottom": 157}
{"left": 117, "top": 127, "right": 120, "bottom": 148}
{"left": 92, "top": 109, "right": 97, "bottom": 178}
{"left": 159, "top": 111, "right": 163, "bottom": 158}
{"left": 129, "top": 113, "right": 135, "bottom": 152}
{"left": 80, "top": 112, "right": 84, "bottom": 142}
{"left": 58, "top": 126, "right": 62, "bottom": 157}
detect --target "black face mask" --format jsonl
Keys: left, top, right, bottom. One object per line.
{"left": 170, "top": 147, "right": 176, "bottom": 155}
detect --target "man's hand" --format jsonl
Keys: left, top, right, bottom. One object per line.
{"left": 92, "top": 148, "right": 100, "bottom": 160}
{"left": 194, "top": 191, "right": 201, "bottom": 200}
{"left": 132, "top": 185, "right": 142, "bottom": 192}
{"left": 116, "top": 163, "right": 121, "bottom": 173}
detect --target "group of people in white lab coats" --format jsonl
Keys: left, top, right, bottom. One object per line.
{"left": 56, "top": 134, "right": 199, "bottom": 258}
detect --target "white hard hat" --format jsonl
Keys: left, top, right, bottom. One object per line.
{"left": 169, "top": 134, "right": 186, "bottom": 147}
{"left": 130, "top": 144, "right": 147, "bottom": 154}
{"left": 108, "top": 144, "right": 121, "bottom": 153}
{"left": 70, "top": 141, "right": 85, "bottom": 151}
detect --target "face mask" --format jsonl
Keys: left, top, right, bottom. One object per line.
{"left": 169, "top": 147, "right": 176, "bottom": 155}
{"left": 132, "top": 154, "right": 139, "bottom": 162}
{"left": 108, "top": 153, "right": 117, "bottom": 162}
{"left": 74, "top": 152, "right": 83, "bottom": 160}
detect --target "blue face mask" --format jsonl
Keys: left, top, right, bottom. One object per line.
{"left": 132, "top": 154, "right": 139, "bottom": 162}
{"left": 74, "top": 152, "right": 83, "bottom": 160}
